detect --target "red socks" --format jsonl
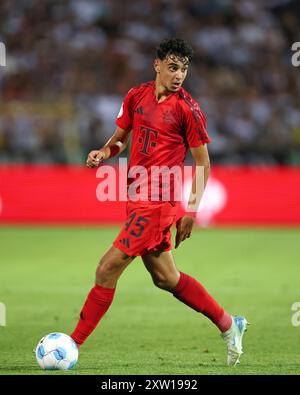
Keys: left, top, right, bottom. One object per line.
{"left": 172, "top": 272, "right": 232, "bottom": 332}
{"left": 71, "top": 272, "right": 231, "bottom": 347}
{"left": 71, "top": 284, "right": 115, "bottom": 346}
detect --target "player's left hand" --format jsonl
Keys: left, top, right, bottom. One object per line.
{"left": 175, "top": 215, "right": 195, "bottom": 249}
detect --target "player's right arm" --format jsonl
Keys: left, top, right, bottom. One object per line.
{"left": 87, "top": 87, "right": 136, "bottom": 168}
{"left": 86, "top": 126, "right": 131, "bottom": 168}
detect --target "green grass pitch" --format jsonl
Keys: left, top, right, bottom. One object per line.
{"left": 0, "top": 226, "right": 299, "bottom": 375}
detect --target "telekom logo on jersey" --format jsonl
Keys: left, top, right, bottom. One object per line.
{"left": 95, "top": 158, "right": 205, "bottom": 206}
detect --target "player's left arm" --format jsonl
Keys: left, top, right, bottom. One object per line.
{"left": 175, "top": 144, "right": 210, "bottom": 249}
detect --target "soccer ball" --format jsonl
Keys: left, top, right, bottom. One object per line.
{"left": 35, "top": 332, "right": 78, "bottom": 370}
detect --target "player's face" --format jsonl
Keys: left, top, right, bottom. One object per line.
{"left": 155, "top": 55, "right": 189, "bottom": 92}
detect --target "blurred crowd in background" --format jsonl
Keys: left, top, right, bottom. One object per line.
{"left": 0, "top": 0, "right": 299, "bottom": 165}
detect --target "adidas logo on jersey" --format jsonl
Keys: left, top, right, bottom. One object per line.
{"left": 134, "top": 106, "right": 144, "bottom": 115}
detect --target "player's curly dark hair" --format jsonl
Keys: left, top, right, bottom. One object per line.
{"left": 156, "top": 38, "right": 194, "bottom": 63}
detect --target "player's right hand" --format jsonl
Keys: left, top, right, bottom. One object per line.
{"left": 86, "top": 150, "right": 106, "bottom": 168}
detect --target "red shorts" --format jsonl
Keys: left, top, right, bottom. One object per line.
{"left": 113, "top": 201, "right": 179, "bottom": 256}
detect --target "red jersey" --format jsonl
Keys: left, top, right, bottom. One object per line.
{"left": 116, "top": 80, "right": 210, "bottom": 202}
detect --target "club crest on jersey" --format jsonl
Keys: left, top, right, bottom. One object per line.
{"left": 163, "top": 109, "right": 177, "bottom": 124}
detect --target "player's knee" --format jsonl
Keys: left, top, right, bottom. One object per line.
{"left": 152, "top": 276, "right": 175, "bottom": 291}
{"left": 96, "top": 257, "right": 118, "bottom": 283}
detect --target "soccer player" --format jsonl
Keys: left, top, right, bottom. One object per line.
{"left": 70, "top": 38, "right": 248, "bottom": 366}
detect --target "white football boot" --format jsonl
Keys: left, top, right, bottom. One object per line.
{"left": 221, "top": 315, "right": 249, "bottom": 366}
